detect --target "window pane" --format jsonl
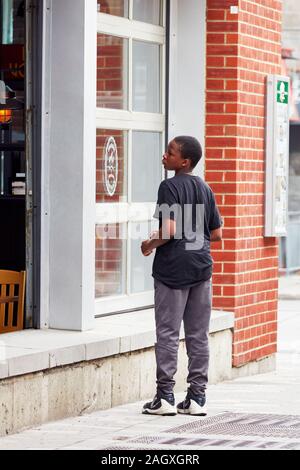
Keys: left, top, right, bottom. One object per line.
{"left": 97, "top": 0, "right": 129, "bottom": 18}
{"left": 130, "top": 222, "right": 156, "bottom": 294}
{"left": 133, "top": 0, "right": 162, "bottom": 25}
{"left": 96, "top": 130, "right": 127, "bottom": 203}
{"left": 95, "top": 224, "right": 126, "bottom": 298}
{"left": 132, "top": 132, "right": 162, "bottom": 202}
{"left": 97, "top": 34, "right": 128, "bottom": 109}
{"left": 132, "top": 41, "right": 160, "bottom": 113}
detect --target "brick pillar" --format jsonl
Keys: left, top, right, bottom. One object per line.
{"left": 206, "top": 0, "right": 282, "bottom": 367}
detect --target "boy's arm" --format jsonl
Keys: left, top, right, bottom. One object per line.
{"left": 141, "top": 219, "right": 176, "bottom": 256}
{"left": 142, "top": 180, "right": 178, "bottom": 256}
{"left": 210, "top": 226, "right": 222, "bottom": 242}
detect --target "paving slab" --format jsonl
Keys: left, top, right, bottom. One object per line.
{"left": 0, "top": 300, "right": 299, "bottom": 450}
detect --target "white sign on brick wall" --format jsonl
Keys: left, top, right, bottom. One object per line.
{"left": 265, "top": 75, "right": 290, "bottom": 237}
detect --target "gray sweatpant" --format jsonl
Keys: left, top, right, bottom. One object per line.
{"left": 154, "top": 278, "right": 212, "bottom": 396}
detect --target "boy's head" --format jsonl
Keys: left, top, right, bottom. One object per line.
{"left": 163, "top": 136, "right": 203, "bottom": 173}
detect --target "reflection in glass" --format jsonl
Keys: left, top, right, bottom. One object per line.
{"left": 97, "top": 34, "right": 128, "bottom": 109}
{"left": 95, "top": 224, "right": 126, "bottom": 298}
{"left": 132, "top": 131, "right": 162, "bottom": 202}
{"left": 130, "top": 221, "right": 155, "bottom": 293}
{"left": 289, "top": 150, "right": 300, "bottom": 214}
{"left": 96, "top": 129, "right": 127, "bottom": 203}
{"left": 132, "top": 41, "right": 160, "bottom": 113}
{"left": 0, "top": 0, "right": 25, "bottom": 196}
{"left": 97, "top": 0, "right": 129, "bottom": 18}
{"left": 133, "top": 0, "right": 162, "bottom": 25}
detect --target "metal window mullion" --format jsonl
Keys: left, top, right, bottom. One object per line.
{"left": 161, "top": 42, "right": 166, "bottom": 119}
{"left": 127, "top": 36, "right": 133, "bottom": 297}
{"left": 128, "top": 130, "right": 133, "bottom": 204}
{"left": 96, "top": 203, "right": 128, "bottom": 225}
{"left": 124, "top": 35, "right": 129, "bottom": 113}
{"left": 95, "top": 291, "right": 155, "bottom": 316}
{"left": 96, "top": 109, "right": 165, "bottom": 122}
{"left": 162, "top": 0, "right": 166, "bottom": 28}
{"left": 126, "top": 222, "right": 132, "bottom": 296}
{"left": 96, "top": 113, "right": 165, "bottom": 131}
{"left": 160, "top": 2, "right": 168, "bottom": 186}
{"left": 96, "top": 120, "right": 164, "bottom": 132}
{"left": 95, "top": 202, "right": 157, "bottom": 224}
{"left": 129, "top": 36, "right": 133, "bottom": 112}
{"left": 129, "top": 0, "right": 133, "bottom": 21}
{"left": 123, "top": 222, "right": 129, "bottom": 297}
{"left": 97, "top": 14, "right": 165, "bottom": 44}
{"left": 126, "top": 129, "right": 133, "bottom": 295}
{"left": 161, "top": 130, "right": 166, "bottom": 180}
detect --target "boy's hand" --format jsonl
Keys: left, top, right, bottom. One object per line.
{"left": 141, "top": 240, "right": 153, "bottom": 257}
{"left": 150, "top": 230, "right": 159, "bottom": 240}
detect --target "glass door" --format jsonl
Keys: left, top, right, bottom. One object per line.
{"left": 95, "top": 0, "right": 167, "bottom": 316}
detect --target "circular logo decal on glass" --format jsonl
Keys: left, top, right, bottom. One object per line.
{"left": 104, "top": 136, "right": 118, "bottom": 197}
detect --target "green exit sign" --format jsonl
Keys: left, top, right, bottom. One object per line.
{"left": 277, "top": 80, "right": 289, "bottom": 104}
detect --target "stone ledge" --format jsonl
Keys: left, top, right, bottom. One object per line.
{"left": 0, "top": 309, "right": 234, "bottom": 380}
{"left": 0, "top": 328, "right": 234, "bottom": 437}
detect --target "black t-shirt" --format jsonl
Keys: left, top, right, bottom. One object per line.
{"left": 152, "top": 174, "right": 222, "bottom": 289}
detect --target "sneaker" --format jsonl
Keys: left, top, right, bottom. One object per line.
{"left": 177, "top": 389, "right": 207, "bottom": 416}
{"left": 142, "top": 392, "right": 177, "bottom": 416}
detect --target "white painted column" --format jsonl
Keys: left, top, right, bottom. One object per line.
{"left": 42, "top": 0, "right": 96, "bottom": 330}
{"left": 169, "top": 0, "right": 206, "bottom": 177}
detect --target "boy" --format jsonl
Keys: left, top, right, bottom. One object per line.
{"left": 141, "top": 136, "right": 223, "bottom": 416}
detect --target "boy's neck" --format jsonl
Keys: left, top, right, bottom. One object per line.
{"left": 175, "top": 169, "right": 194, "bottom": 176}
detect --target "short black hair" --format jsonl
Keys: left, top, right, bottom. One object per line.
{"left": 174, "top": 136, "right": 203, "bottom": 169}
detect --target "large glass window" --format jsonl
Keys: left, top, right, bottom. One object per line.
{"left": 95, "top": 224, "right": 126, "bottom": 298}
{"left": 96, "top": 1, "right": 165, "bottom": 315}
{"left": 132, "top": 0, "right": 162, "bottom": 25}
{"left": 96, "top": 129, "right": 127, "bottom": 203}
{"left": 97, "top": 0, "right": 162, "bottom": 25}
{"left": 130, "top": 221, "right": 154, "bottom": 293}
{"left": 281, "top": 8, "right": 300, "bottom": 272}
{"left": 132, "top": 41, "right": 161, "bottom": 113}
{"left": 132, "top": 131, "right": 162, "bottom": 202}
{"left": 97, "top": 34, "right": 128, "bottom": 110}
{"left": 97, "top": 0, "right": 129, "bottom": 18}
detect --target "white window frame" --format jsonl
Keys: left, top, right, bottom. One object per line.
{"left": 95, "top": 0, "right": 167, "bottom": 316}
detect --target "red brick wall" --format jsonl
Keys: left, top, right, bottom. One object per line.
{"left": 97, "top": 33, "right": 126, "bottom": 109}
{"left": 206, "top": 0, "right": 282, "bottom": 367}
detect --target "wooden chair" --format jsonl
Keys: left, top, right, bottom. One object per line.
{"left": 0, "top": 270, "right": 26, "bottom": 334}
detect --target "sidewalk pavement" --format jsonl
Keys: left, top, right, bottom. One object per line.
{"left": 0, "top": 300, "right": 299, "bottom": 451}
{"left": 279, "top": 274, "right": 300, "bottom": 300}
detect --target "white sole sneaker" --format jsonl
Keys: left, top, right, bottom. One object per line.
{"left": 143, "top": 398, "right": 177, "bottom": 416}
{"left": 177, "top": 399, "right": 207, "bottom": 416}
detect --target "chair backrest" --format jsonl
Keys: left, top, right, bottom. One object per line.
{"left": 0, "top": 270, "right": 26, "bottom": 334}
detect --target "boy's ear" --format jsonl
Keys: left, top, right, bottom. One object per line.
{"left": 182, "top": 158, "right": 192, "bottom": 169}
